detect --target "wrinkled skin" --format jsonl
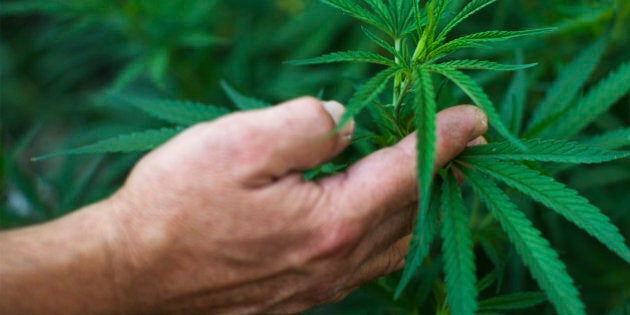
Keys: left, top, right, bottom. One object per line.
{"left": 0, "top": 97, "right": 487, "bottom": 315}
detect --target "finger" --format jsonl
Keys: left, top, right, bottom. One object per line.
{"left": 348, "top": 236, "right": 411, "bottom": 287}
{"left": 352, "top": 203, "right": 415, "bottom": 261}
{"left": 320, "top": 105, "right": 488, "bottom": 224}
{"left": 200, "top": 97, "right": 355, "bottom": 186}
{"left": 467, "top": 136, "right": 488, "bottom": 147}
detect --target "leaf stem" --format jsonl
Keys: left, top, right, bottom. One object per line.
{"left": 393, "top": 37, "right": 403, "bottom": 110}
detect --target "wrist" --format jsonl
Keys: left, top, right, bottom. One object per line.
{"left": 0, "top": 198, "right": 122, "bottom": 315}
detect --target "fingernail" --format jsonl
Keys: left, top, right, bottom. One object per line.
{"left": 467, "top": 136, "right": 487, "bottom": 147}
{"left": 323, "top": 100, "right": 355, "bottom": 140}
{"left": 472, "top": 108, "right": 488, "bottom": 138}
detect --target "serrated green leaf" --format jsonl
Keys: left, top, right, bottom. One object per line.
{"left": 466, "top": 159, "right": 630, "bottom": 263}
{"left": 437, "top": 59, "right": 537, "bottom": 71}
{"left": 363, "top": 0, "right": 393, "bottom": 32}
{"left": 361, "top": 26, "right": 396, "bottom": 54}
{"left": 462, "top": 168, "right": 585, "bottom": 315}
{"left": 388, "top": 0, "right": 417, "bottom": 36}
{"left": 477, "top": 271, "right": 497, "bottom": 292}
{"left": 221, "top": 80, "right": 270, "bottom": 110}
{"left": 288, "top": 50, "right": 395, "bottom": 67}
{"left": 540, "top": 61, "right": 630, "bottom": 138}
{"left": 33, "top": 128, "right": 182, "bottom": 160}
{"left": 111, "top": 59, "right": 146, "bottom": 91}
{"left": 460, "top": 139, "right": 630, "bottom": 163}
{"left": 500, "top": 51, "right": 528, "bottom": 135}
{"left": 425, "top": 64, "right": 524, "bottom": 150}
{"left": 395, "top": 181, "right": 441, "bottom": 298}
{"left": 415, "top": 67, "right": 438, "bottom": 230}
{"left": 431, "top": 28, "right": 552, "bottom": 58}
{"left": 456, "top": 28, "right": 554, "bottom": 42}
{"left": 478, "top": 291, "right": 546, "bottom": 311}
{"left": 582, "top": 128, "right": 630, "bottom": 150}
{"left": 441, "top": 172, "right": 478, "bottom": 315}
{"left": 338, "top": 66, "right": 401, "bottom": 129}
{"left": 113, "top": 94, "right": 229, "bottom": 126}
{"left": 525, "top": 37, "right": 607, "bottom": 134}
{"left": 149, "top": 49, "right": 169, "bottom": 87}
{"left": 321, "top": 0, "right": 391, "bottom": 36}
{"left": 437, "top": 0, "right": 498, "bottom": 43}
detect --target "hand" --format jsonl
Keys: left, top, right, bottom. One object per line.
{"left": 0, "top": 97, "right": 488, "bottom": 315}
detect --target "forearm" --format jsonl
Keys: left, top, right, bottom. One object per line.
{"left": 0, "top": 199, "right": 119, "bottom": 315}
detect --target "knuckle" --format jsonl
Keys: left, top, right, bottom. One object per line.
{"left": 286, "top": 96, "right": 336, "bottom": 132}
{"left": 310, "top": 220, "right": 363, "bottom": 261}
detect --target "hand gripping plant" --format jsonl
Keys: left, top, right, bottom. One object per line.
{"left": 289, "top": 0, "right": 630, "bottom": 314}
{"left": 32, "top": 0, "right": 630, "bottom": 314}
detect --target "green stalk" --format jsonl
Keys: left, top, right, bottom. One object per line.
{"left": 393, "top": 37, "right": 403, "bottom": 109}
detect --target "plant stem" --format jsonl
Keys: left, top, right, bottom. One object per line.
{"left": 393, "top": 37, "right": 402, "bottom": 109}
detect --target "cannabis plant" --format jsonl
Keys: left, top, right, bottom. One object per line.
{"left": 5, "top": 0, "right": 630, "bottom": 314}
{"left": 291, "top": 1, "right": 630, "bottom": 314}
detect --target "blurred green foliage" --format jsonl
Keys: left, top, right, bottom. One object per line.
{"left": 1, "top": 0, "right": 629, "bottom": 314}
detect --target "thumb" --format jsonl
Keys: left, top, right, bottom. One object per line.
{"left": 208, "top": 97, "right": 355, "bottom": 185}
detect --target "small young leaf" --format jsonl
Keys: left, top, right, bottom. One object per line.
{"left": 478, "top": 292, "right": 546, "bottom": 311}
{"left": 436, "top": 0, "right": 498, "bottom": 43}
{"left": 33, "top": 128, "right": 182, "bottom": 160}
{"left": 361, "top": 26, "right": 396, "bottom": 55}
{"left": 113, "top": 94, "right": 229, "bottom": 126}
{"left": 437, "top": 59, "right": 537, "bottom": 71}
{"left": 460, "top": 139, "right": 630, "bottom": 164}
{"left": 288, "top": 50, "right": 395, "bottom": 67}
{"left": 221, "top": 80, "right": 270, "bottom": 110}
{"left": 462, "top": 168, "right": 585, "bottom": 315}
{"left": 540, "top": 61, "right": 630, "bottom": 139}
{"left": 441, "top": 172, "right": 478, "bottom": 315}
{"left": 425, "top": 64, "right": 524, "bottom": 150}
{"left": 466, "top": 159, "right": 630, "bottom": 263}
{"left": 321, "top": 0, "right": 391, "bottom": 36}
{"left": 525, "top": 37, "right": 607, "bottom": 134}
{"left": 338, "top": 66, "right": 401, "bottom": 129}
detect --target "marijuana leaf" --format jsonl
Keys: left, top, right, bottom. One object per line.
{"left": 525, "top": 37, "right": 608, "bottom": 134}
{"left": 288, "top": 50, "right": 396, "bottom": 67}
{"left": 462, "top": 167, "right": 585, "bottom": 315}
{"left": 395, "top": 180, "right": 441, "bottom": 298}
{"left": 437, "top": 59, "right": 537, "bottom": 71}
{"left": 425, "top": 64, "right": 524, "bottom": 149}
{"left": 460, "top": 139, "right": 630, "bottom": 163}
{"left": 338, "top": 66, "right": 402, "bottom": 129}
{"left": 33, "top": 128, "right": 183, "bottom": 161}
{"left": 540, "top": 61, "right": 630, "bottom": 139}
{"left": 112, "top": 94, "right": 228, "bottom": 126}
{"left": 441, "top": 172, "right": 477, "bottom": 315}
{"left": 415, "top": 67, "right": 438, "bottom": 229}
{"left": 221, "top": 80, "right": 270, "bottom": 110}
{"left": 466, "top": 158, "right": 630, "bottom": 263}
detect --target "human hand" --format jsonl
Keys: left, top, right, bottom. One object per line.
{"left": 104, "top": 97, "right": 488, "bottom": 314}
{"left": 0, "top": 97, "right": 487, "bottom": 315}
